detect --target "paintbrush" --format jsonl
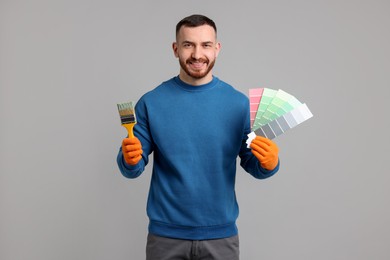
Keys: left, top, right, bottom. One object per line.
{"left": 117, "top": 101, "right": 137, "bottom": 138}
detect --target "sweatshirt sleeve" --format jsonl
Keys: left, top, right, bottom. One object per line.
{"left": 117, "top": 148, "right": 145, "bottom": 178}
{"left": 116, "top": 97, "right": 154, "bottom": 179}
{"left": 239, "top": 150, "right": 280, "bottom": 179}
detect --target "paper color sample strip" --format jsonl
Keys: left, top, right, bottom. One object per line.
{"left": 246, "top": 103, "right": 313, "bottom": 147}
{"left": 249, "top": 88, "right": 264, "bottom": 128}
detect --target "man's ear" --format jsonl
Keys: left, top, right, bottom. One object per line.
{"left": 172, "top": 42, "right": 179, "bottom": 58}
{"left": 215, "top": 42, "right": 221, "bottom": 58}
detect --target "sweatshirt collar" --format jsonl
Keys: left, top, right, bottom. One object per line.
{"left": 173, "top": 75, "right": 219, "bottom": 92}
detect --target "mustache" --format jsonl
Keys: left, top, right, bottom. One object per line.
{"left": 186, "top": 58, "right": 209, "bottom": 64}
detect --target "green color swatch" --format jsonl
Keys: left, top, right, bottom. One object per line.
{"left": 257, "top": 89, "right": 302, "bottom": 127}
{"left": 252, "top": 88, "right": 277, "bottom": 131}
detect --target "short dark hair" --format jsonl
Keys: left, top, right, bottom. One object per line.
{"left": 176, "top": 14, "right": 217, "bottom": 37}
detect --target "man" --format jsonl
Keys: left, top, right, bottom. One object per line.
{"left": 117, "top": 14, "right": 280, "bottom": 260}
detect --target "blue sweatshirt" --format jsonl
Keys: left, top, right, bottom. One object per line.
{"left": 117, "top": 76, "right": 279, "bottom": 240}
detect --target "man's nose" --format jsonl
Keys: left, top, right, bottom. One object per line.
{"left": 191, "top": 46, "right": 202, "bottom": 60}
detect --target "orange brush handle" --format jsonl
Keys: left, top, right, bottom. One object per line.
{"left": 123, "top": 123, "right": 135, "bottom": 138}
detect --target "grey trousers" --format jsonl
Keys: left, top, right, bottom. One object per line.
{"left": 146, "top": 233, "right": 240, "bottom": 260}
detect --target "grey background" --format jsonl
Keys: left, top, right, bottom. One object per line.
{"left": 1, "top": 0, "right": 389, "bottom": 259}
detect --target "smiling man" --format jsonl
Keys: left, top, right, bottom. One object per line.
{"left": 117, "top": 14, "right": 280, "bottom": 260}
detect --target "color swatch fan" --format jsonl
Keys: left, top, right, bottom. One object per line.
{"left": 247, "top": 88, "right": 313, "bottom": 147}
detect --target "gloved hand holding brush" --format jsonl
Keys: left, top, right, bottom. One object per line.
{"left": 250, "top": 136, "right": 279, "bottom": 170}
{"left": 122, "top": 137, "right": 143, "bottom": 165}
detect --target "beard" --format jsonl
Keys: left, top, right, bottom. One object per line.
{"left": 179, "top": 57, "right": 216, "bottom": 79}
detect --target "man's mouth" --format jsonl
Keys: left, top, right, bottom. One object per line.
{"left": 187, "top": 59, "right": 208, "bottom": 70}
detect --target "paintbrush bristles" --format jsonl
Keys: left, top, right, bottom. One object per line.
{"left": 117, "top": 101, "right": 137, "bottom": 125}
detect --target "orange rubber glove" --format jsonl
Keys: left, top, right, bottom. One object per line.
{"left": 250, "top": 136, "right": 279, "bottom": 170}
{"left": 122, "top": 137, "right": 143, "bottom": 165}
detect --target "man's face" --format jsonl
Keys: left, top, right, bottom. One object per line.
{"left": 173, "top": 25, "right": 221, "bottom": 85}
